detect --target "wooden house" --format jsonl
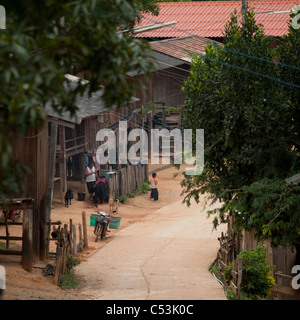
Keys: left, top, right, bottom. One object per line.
{"left": 1, "top": 74, "right": 149, "bottom": 271}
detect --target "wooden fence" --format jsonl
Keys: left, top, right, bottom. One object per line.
{"left": 0, "top": 198, "right": 35, "bottom": 272}
{"left": 272, "top": 271, "right": 300, "bottom": 300}
{"left": 108, "top": 163, "right": 148, "bottom": 200}
{"left": 53, "top": 211, "right": 88, "bottom": 285}
{"left": 217, "top": 231, "right": 243, "bottom": 299}
{"left": 218, "top": 217, "right": 300, "bottom": 300}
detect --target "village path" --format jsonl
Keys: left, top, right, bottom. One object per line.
{"left": 75, "top": 166, "right": 227, "bottom": 300}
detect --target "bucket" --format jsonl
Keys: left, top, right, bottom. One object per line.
{"left": 78, "top": 192, "right": 86, "bottom": 201}
{"left": 109, "top": 216, "right": 122, "bottom": 229}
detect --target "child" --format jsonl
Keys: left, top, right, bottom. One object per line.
{"left": 150, "top": 172, "right": 159, "bottom": 201}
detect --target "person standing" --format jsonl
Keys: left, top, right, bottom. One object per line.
{"left": 85, "top": 161, "right": 97, "bottom": 201}
{"left": 150, "top": 172, "right": 159, "bottom": 201}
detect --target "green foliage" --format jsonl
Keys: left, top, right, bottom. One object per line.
{"left": 224, "top": 263, "right": 233, "bottom": 282}
{"left": 59, "top": 271, "right": 80, "bottom": 290}
{"left": 232, "top": 179, "right": 300, "bottom": 247}
{"left": 118, "top": 181, "right": 150, "bottom": 203}
{"left": 0, "top": 0, "right": 156, "bottom": 200}
{"left": 237, "top": 246, "right": 275, "bottom": 299}
{"left": 65, "top": 254, "right": 81, "bottom": 272}
{"left": 222, "top": 247, "right": 275, "bottom": 299}
{"left": 181, "top": 6, "right": 300, "bottom": 248}
{"left": 59, "top": 254, "right": 81, "bottom": 290}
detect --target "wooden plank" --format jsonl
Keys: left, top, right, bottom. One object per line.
{"left": 39, "top": 194, "right": 48, "bottom": 261}
{"left": 275, "top": 272, "right": 293, "bottom": 280}
{"left": 0, "top": 236, "right": 23, "bottom": 241}
{"left": 230, "top": 281, "right": 238, "bottom": 295}
{"left": 46, "top": 121, "right": 58, "bottom": 219}
{"left": 231, "top": 270, "right": 238, "bottom": 280}
{"left": 0, "top": 249, "right": 22, "bottom": 255}
{"left": 54, "top": 246, "right": 63, "bottom": 285}
{"left": 21, "top": 209, "right": 33, "bottom": 272}
{"left": 273, "top": 285, "right": 297, "bottom": 296}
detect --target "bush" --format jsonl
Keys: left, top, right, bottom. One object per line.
{"left": 59, "top": 254, "right": 81, "bottom": 290}
{"left": 237, "top": 246, "right": 275, "bottom": 299}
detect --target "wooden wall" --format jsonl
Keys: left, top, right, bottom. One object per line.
{"left": 152, "top": 65, "right": 188, "bottom": 108}
{"left": 11, "top": 121, "right": 49, "bottom": 262}
{"left": 12, "top": 122, "right": 49, "bottom": 203}
{"left": 84, "top": 103, "right": 143, "bottom": 156}
{"left": 131, "top": 65, "right": 188, "bottom": 110}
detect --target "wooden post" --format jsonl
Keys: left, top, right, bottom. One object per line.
{"left": 58, "top": 125, "right": 67, "bottom": 194}
{"left": 46, "top": 121, "right": 58, "bottom": 220}
{"left": 82, "top": 211, "right": 88, "bottom": 249}
{"left": 4, "top": 211, "right": 9, "bottom": 249}
{"left": 39, "top": 195, "right": 48, "bottom": 261}
{"left": 54, "top": 246, "right": 63, "bottom": 285}
{"left": 69, "top": 218, "right": 73, "bottom": 254}
{"left": 72, "top": 224, "right": 77, "bottom": 255}
{"left": 78, "top": 223, "right": 83, "bottom": 252}
{"left": 21, "top": 209, "right": 33, "bottom": 272}
{"left": 237, "top": 258, "right": 243, "bottom": 300}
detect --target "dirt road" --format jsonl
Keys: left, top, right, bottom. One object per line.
{"left": 75, "top": 166, "right": 227, "bottom": 300}
{"left": 0, "top": 165, "right": 226, "bottom": 300}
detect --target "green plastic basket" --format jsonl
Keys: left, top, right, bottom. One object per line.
{"left": 109, "top": 216, "right": 122, "bottom": 229}
{"left": 90, "top": 214, "right": 100, "bottom": 226}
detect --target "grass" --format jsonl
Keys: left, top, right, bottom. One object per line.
{"left": 118, "top": 181, "right": 150, "bottom": 204}
{"left": 58, "top": 254, "right": 81, "bottom": 290}
{"left": 0, "top": 241, "right": 22, "bottom": 250}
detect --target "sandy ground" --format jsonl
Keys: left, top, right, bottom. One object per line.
{"left": 0, "top": 164, "right": 226, "bottom": 300}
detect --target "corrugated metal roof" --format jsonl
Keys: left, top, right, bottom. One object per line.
{"left": 136, "top": 1, "right": 299, "bottom": 38}
{"left": 45, "top": 74, "right": 139, "bottom": 124}
{"left": 150, "top": 35, "right": 221, "bottom": 61}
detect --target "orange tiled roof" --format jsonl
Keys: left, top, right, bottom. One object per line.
{"left": 136, "top": 1, "right": 299, "bottom": 38}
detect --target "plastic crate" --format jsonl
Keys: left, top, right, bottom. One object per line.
{"left": 109, "top": 216, "right": 122, "bottom": 229}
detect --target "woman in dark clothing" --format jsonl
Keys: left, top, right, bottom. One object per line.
{"left": 94, "top": 176, "right": 109, "bottom": 205}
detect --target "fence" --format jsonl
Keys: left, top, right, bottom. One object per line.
{"left": 0, "top": 198, "right": 34, "bottom": 272}
{"left": 272, "top": 271, "right": 300, "bottom": 300}
{"left": 107, "top": 163, "right": 148, "bottom": 200}
{"left": 217, "top": 231, "right": 243, "bottom": 299}
{"left": 218, "top": 217, "right": 300, "bottom": 300}
{"left": 53, "top": 211, "right": 88, "bottom": 285}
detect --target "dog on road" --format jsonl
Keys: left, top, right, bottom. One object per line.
{"left": 109, "top": 199, "right": 119, "bottom": 213}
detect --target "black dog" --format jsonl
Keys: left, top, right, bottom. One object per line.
{"left": 65, "top": 188, "right": 73, "bottom": 207}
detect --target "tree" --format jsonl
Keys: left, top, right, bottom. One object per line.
{"left": 0, "top": 0, "right": 157, "bottom": 199}
{"left": 181, "top": 7, "right": 300, "bottom": 249}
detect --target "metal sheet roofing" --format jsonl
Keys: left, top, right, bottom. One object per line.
{"left": 150, "top": 35, "right": 221, "bottom": 61}
{"left": 135, "top": 1, "right": 299, "bottom": 38}
{"left": 45, "top": 74, "right": 139, "bottom": 124}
